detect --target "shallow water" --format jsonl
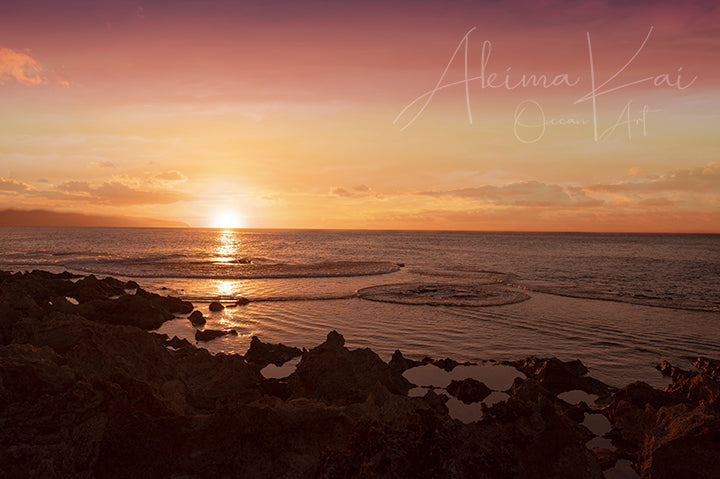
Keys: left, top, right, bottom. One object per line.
{"left": 2, "top": 226, "right": 719, "bottom": 387}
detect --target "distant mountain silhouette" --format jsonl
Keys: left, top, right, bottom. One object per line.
{"left": 0, "top": 209, "right": 189, "bottom": 228}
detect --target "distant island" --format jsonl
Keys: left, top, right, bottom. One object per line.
{"left": 0, "top": 209, "right": 189, "bottom": 228}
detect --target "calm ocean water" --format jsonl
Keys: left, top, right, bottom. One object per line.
{"left": 1, "top": 226, "right": 719, "bottom": 387}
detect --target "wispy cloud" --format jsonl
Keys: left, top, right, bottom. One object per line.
{"left": 90, "top": 160, "right": 117, "bottom": 169}
{"left": 0, "top": 177, "right": 33, "bottom": 192}
{"left": 0, "top": 48, "right": 47, "bottom": 86}
{"left": 154, "top": 170, "right": 187, "bottom": 182}
{"left": 585, "top": 162, "right": 720, "bottom": 195}
{"left": 46, "top": 180, "right": 191, "bottom": 205}
{"left": 417, "top": 180, "right": 603, "bottom": 208}
{"left": 330, "top": 184, "right": 381, "bottom": 198}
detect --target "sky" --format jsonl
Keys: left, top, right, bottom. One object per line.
{"left": 1, "top": 0, "right": 719, "bottom": 231}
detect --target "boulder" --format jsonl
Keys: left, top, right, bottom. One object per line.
{"left": 209, "top": 302, "right": 224, "bottom": 312}
{"left": 188, "top": 310, "right": 205, "bottom": 326}
{"left": 195, "top": 329, "right": 237, "bottom": 342}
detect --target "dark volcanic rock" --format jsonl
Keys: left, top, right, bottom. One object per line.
{"left": 638, "top": 404, "right": 720, "bottom": 478}
{"left": 603, "top": 360, "right": 720, "bottom": 479}
{"left": 244, "top": 336, "right": 302, "bottom": 367}
{"left": 77, "top": 295, "right": 174, "bottom": 330}
{"left": 447, "top": 378, "right": 491, "bottom": 404}
{"left": 209, "top": 301, "right": 224, "bottom": 312}
{"left": 2, "top": 270, "right": 718, "bottom": 479}
{"left": 289, "top": 330, "right": 413, "bottom": 405}
{"left": 657, "top": 359, "right": 694, "bottom": 382}
{"left": 188, "top": 310, "right": 206, "bottom": 326}
{"left": 694, "top": 357, "right": 720, "bottom": 380}
{"left": 195, "top": 329, "right": 237, "bottom": 342}
{"left": 388, "top": 349, "right": 422, "bottom": 373}
{"left": 507, "top": 356, "right": 614, "bottom": 396}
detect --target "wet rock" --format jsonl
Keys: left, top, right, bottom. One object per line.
{"left": 447, "top": 378, "right": 491, "bottom": 404}
{"left": 507, "top": 356, "right": 614, "bottom": 396}
{"left": 388, "top": 350, "right": 421, "bottom": 373}
{"left": 165, "top": 336, "right": 193, "bottom": 350}
{"left": 244, "top": 336, "right": 302, "bottom": 367}
{"left": 71, "top": 275, "right": 127, "bottom": 302}
{"left": 134, "top": 288, "right": 193, "bottom": 314}
{"left": 657, "top": 359, "right": 694, "bottom": 382}
{"left": 235, "top": 297, "right": 250, "bottom": 306}
{"left": 208, "top": 301, "right": 224, "bottom": 312}
{"left": 188, "top": 310, "right": 205, "bottom": 326}
{"left": 194, "top": 329, "right": 237, "bottom": 342}
{"left": 417, "top": 356, "right": 475, "bottom": 372}
{"left": 2, "top": 271, "right": 718, "bottom": 479}
{"left": 77, "top": 295, "right": 174, "bottom": 330}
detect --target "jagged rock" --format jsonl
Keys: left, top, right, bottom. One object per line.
{"left": 289, "top": 331, "right": 413, "bottom": 405}
{"left": 209, "top": 301, "right": 224, "bottom": 312}
{"left": 637, "top": 403, "right": 720, "bottom": 478}
{"left": 165, "top": 336, "right": 193, "bottom": 350}
{"left": 507, "top": 356, "right": 614, "bottom": 396}
{"left": 135, "top": 288, "right": 193, "bottom": 314}
{"left": 388, "top": 350, "right": 421, "bottom": 373}
{"left": 77, "top": 295, "right": 174, "bottom": 330}
{"left": 665, "top": 373, "right": 720, "bottom": 408}
{"left": 244, "top": 336, "right": 301, "bottom": 367}
{"left": 1, "top": 270, "right": 717, "bottom": 479}
{"left": 194, "top": 329, "right": 237, "bottom": 342}
{"left": 657, "top": 359, "right": 694, "bottom": 381}
{"left": 510, "top": 377, "right": 557, "bottom": 404}
{"left": 694, "top": 357, "right": 720, "bottom": 380}
{"left": 188, "top": 310, "right": 205, "bottom": 326}
{"left": 447, "top": 378, "right": 491, "bottom": 404}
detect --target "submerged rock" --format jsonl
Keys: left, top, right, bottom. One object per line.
{"left": 209, "top": 301, "right": 224, "bottom": 312}
{"left": 188, "top": 310, "right": 205, "bottom": 326}
{"left": 194, "top": 329, "right": 237, "bottom": 342}
{"left": 446, "top": 378, "right": 491, "bottom": 404}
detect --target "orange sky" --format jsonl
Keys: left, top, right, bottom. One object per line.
{"left": 1, "top": 0, "right": 719, "bottom": 232}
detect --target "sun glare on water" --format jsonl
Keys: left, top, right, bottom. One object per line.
{"left": 212, "top": 210, "right": 244, "bottom": 229}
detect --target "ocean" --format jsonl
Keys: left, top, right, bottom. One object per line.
{"left": 1, "top": 226, "right": 718, "bottom": 388}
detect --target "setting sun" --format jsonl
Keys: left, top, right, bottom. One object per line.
{"left": 212, "top": 210, "right": 244, "bottom": 229}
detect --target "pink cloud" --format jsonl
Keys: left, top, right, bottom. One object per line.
{"left": 0, "top": 48, "right": 47, "bottom": 86}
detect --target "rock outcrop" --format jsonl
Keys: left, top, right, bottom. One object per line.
{"left": 0, "top": 270, "right": 717, "bottom": 478}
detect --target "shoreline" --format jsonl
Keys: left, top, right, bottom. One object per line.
{"left": 1, "top": 270, "right": 719, "bottom": 478}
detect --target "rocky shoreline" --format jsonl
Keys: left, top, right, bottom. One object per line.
{"left": 1, "top": 270, "right": 718, "bottom": 478}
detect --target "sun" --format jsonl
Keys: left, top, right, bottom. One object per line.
{"left": 211, "top": 209, "right": 244, "bottom": 229}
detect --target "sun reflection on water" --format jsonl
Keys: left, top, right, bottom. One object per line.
{"left": 215, "top": 230, "right": 240, "bottom": 264}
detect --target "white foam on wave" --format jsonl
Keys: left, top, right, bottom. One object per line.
{"left": 358, "top": 282, "right": 530, "bottom": 307}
